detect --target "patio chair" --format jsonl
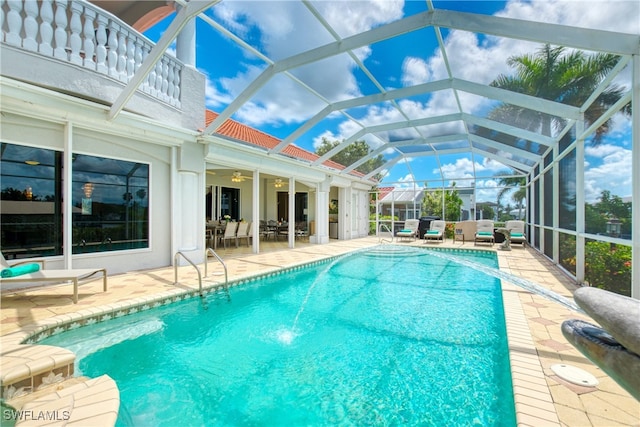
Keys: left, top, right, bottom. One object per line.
{"left": 424, "top": 220, "right": 445, "bottom": 243}
{"left": 505, "top": 220, "right": 526, "bottom": 246}
{"left": 396, "top": 219, "right": 419, "bottom": 241}
{"left": 222, "top": 221, "right": 239, "bottom": 248}
{"left": 236, "top": 221, "right": 251, "bottom": 247}
{"left": 474, "top": 220, "right": 495, "bottom": 246}
{"left": 0, "top": 254, "right": 107, "bottom": 303}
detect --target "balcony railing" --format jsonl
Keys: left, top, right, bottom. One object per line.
{"left": 1, "top": 0, "right": 182, "bottom": 107}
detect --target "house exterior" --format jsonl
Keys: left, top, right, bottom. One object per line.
{"left": 0, "top": 0, "right": 375, "bottom": 274}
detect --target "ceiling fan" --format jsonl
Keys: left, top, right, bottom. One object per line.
{"left": 230, "top": 171, "right": 250, "bottom": 182}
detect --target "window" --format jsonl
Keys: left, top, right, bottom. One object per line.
{"left": 0, "top": 143, "right": 62, "bottom": 258}
{"left": 0, "top": 143, "right": 150, "bottom": 258}
{"left": 72, "top": 154, "right": 149, "bottom": 253}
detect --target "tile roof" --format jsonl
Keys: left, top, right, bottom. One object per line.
{"left": 204, "top": 110, "right": 368, "bottom": 179}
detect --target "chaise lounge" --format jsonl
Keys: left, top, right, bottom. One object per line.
{"left": 0, "top": 254, "right": 107, "bottom": 303}
{"left": 505, "top": 220, "right": 526, "bottom": 246}
{"left": 424, "top": 220, "right": 445, "bottom": 243}
{"left": 396, "top": 219, "right": 419, "bottom": 241}
{"left": 474, "top": 220, "right": 495, "bottom": 246}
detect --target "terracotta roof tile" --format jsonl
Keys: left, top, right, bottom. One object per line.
{"left": 204, "top": 110, "right": 368, "bottom": 178}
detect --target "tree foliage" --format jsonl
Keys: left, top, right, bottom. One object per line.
{"left": 486, "top": 44, "right": 630, "bottom": 143}
{"left": 585, "top": 190, "right": 631, "bottom": 236}
{"left": 421, "top": 184, "right": 463, "bottom": 221}
{"left": 315, "top": 138, "right": 385, "bottom": 179}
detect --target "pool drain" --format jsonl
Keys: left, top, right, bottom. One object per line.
{"left": 551, "top": 364, "right": 599, "bottom": 387}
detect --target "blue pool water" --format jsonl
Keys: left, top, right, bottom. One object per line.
{"left": 41, "top": 246, "right": 516, "bottom": 426}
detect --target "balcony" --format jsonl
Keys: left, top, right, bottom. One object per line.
{"left": 0, "top": 0, "right": 204, "bottom": 129}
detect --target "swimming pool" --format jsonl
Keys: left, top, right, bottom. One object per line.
{"left": 41, "top": 246, "right": 516, "bottom": 426}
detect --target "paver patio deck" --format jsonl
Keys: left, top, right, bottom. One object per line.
{"left": 1, "top": 237, "right": 638, "bottom": 426}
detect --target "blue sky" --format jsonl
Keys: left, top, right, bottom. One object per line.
{"left": 144, "top": 0, "right": 638, "bottom": 203}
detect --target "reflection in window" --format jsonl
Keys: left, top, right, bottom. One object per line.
{"left": 72, "top": 154, "right": 149, "bottom": 253}
{"left": 0, "top": 143, "right": 150, "bottom": 259}
{"left": 0, "top": 143, "right": 62, "bottom": 258}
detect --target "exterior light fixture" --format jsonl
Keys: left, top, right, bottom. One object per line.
{"left": 274, "top": 178, "right": 284, "bottom": 188}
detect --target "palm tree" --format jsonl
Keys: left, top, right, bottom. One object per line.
{"left": 488, "top": 44, "right": 630, "bottom": 143}
{"left": 482, "top": 44, "right": 631, "bottom": 229}
{"left": 496, "top": 173, "right": 526, "bottom": 219}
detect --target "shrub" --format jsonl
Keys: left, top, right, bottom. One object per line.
{"left": 584, "top": 241, "right": 631, "bottom": 296}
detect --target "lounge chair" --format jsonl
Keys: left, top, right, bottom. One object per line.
{"left": 424, "top": 220, "right": 445, "bottom": 243}
{"left": 505, "top": 220, "right": 526, "bottom": 246}
{"left": 0, "top": 254, "right": 107, "bottom": 303}
{"left": 474, "top": 220, "right": 495, "bottom": 246}
{"left": 396, "top": 219, "right": 419, "bottom": 241}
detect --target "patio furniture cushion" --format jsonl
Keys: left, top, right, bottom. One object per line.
{"left": 511, "top": 232, "right": 523, "bottom": 237}
{"left": 477, "top": 231, "right": 493, "bottom": 236}
{"left": 426, "top": 230, "right": 440, "bottom": 235}
{"left": 1, "top": 263, "right": 40, "bottom": 278}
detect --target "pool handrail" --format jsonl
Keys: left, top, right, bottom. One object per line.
{"left": 204, "top": 248, "right": 229, "bottom": 295}
{"left": 174, "top": 251, "right": 203, "bottom": 296}
{"left": 379, "top": 223, "right": 394, "bottom": 244}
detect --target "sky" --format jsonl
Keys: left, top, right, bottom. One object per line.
{"left": 145, "top": 0, "right": 639, "bottom": 204}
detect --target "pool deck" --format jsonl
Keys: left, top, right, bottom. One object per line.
{"left": 1, "top": 237, "right": 639, "bottom": 426}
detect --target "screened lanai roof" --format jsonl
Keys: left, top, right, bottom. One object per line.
{"left": 107, "top": 0, "right": 639, "bottom": 195}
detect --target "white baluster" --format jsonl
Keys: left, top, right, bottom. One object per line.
{"left": 134, "top": 39, "right": 143, "bottom": 73}
{"left": 38, "top": 0, "right": 54, "bottom": 56}
{"left": 68, "top": 1, "right": 83, "bottom": 65}
{"left": 107, "top": 22, "right": 119, "bottom": 77}
{"left": 5, "top": 0, "right": 23, "bottom": 47}
{"left": 23, "top": 1, "right": 39, "bottom": 51}
{"left": 95, "top": 15, "right": 108, "bottom": 74}
{"left": 154, "top": 61, "right": 163, "bottom": 96}
{"left": 126, "top": 36, "right": 135, "bottom": 80}
{"left": 161, "top": 60, "right": 169, "bottom": 100}
{"left": 82, "top": 8, "right": 96, "bottom": 69}
{"left": 142, "top": 47, "right": 153, "bottom": 94}
{"left": 173, "top": 66, "right": 181, "bottom": 105}
{"left": 116, "top": 29, "right": 127, "bottom": 81}
{"left": 167, "top": 62, "right": 175, "bottom": 101}
{"left": 53, "top": 0, "right": 69, "bottom": 60}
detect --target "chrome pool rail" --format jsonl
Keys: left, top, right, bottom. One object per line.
{"left": 378, "top": 223, "right": 394, "bottom": 244}
{"left": 204, "top": 248, "right": 229, "bottom": 297}
{"left": 174, "top": 251, "right": 203, "bottom": 296}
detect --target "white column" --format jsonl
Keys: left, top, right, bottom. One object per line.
{"left": 311, "top": 180, "right": 330, "bottom": 244}
{"left": 288, "top": 177, "right": 295, "bottom": 248}
{"left": 252, "top": 170, "right": 260, "bottom": 254}
{"left": 176, "top": 14, "right": 196, "bottom": 67}
{"left": 632, "top": 54, "right": 640, "bottom": 299}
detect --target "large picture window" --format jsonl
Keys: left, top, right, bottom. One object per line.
{"left": 72, "top": 154, "right": 149, "bottom": 253}
{"left": 0, "top": 143, "right": 62, "bottom": 258}
{"left": 1, "top": 143, "right": 150, "bottom": 259}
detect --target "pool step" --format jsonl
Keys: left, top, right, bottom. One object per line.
{"left": 10, "top": 375, "right": 119, "bottom": 427}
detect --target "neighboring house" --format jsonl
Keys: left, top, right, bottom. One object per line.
{"left": 0, "top": 1, "right": 375, "bottom": 274}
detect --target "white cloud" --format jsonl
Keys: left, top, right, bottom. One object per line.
{"left": 584, "top": 143, "right": 632, "bottom": 201}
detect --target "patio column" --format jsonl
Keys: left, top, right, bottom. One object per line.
{"left": 252, "top": 170, "right": 260, "bottom": 254}
{"left": 288, "top": 177, "right": 295, "bottom": 248}
{"left": 311, "top": 180, "right": 330, "bottom": 244}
